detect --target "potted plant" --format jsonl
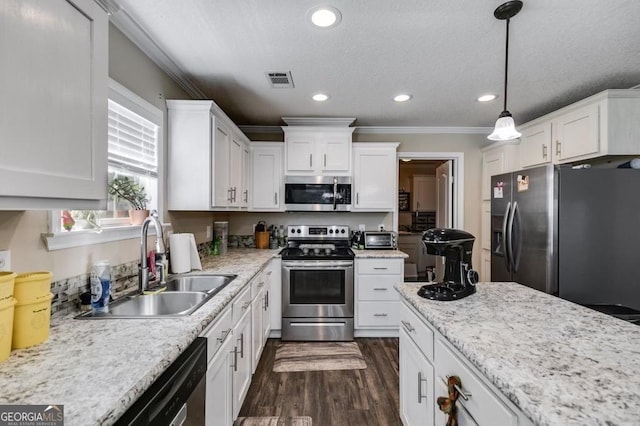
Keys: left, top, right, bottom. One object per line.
{"left": 108, "top": 176, "right": 150, "bottom": 225}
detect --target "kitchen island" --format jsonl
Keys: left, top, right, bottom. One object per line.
{"left": 396, "top": 282, "right": 640, "bottom": 425}
{"left": 0, "top": 249, "right": 279, "bottom": 426}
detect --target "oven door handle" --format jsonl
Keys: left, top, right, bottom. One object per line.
{"left": 283, "top": 261, "right": 353, "bottom": 268}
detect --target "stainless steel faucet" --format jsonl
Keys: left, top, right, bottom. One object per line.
{"left": 139, "top": 210, "right": 166, "bottom": 293}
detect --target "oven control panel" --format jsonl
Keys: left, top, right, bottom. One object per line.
{"left": 287, "top": 225, "right": 350, "bottom": 239}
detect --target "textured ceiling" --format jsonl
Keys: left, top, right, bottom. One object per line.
{"left": 111, "top": 0, "right": 640, "bottom": 129}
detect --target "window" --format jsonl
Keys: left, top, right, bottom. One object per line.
{"left": 45, "top": 79, "right": 164, "bottom": 250}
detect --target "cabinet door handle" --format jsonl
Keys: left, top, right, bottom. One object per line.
{"left": 356, "top": 192, "right": 359, "bottom": 205}
{"left": 542, "top": 144, "right": 548, "bottom": 159}
{"left": 401, "top": 320, "right": 415, "bottom": 332}
{"left": 310, "top": 154, "right": 313, "bottom": 168}
{"left": 442, "top": 376, "right": 472, "bottom": 401}
{"left": 324, "top": 153, "right": 327, "bottom": 168}
{"left": 237, "top": 333, "right": 244, "bottom": 358}
{"left": 233, "top": 187, "right": 237, "bottom": 202}
{"left": 373, "top": 287, "right": 388, "bottom": 291}
{"left": 227, "top": 188, "right": 233, "bottom": 202}
{"left": 242, "top": 301, "right": 250, "bottom": 310}
{"left": 556, "top": 140, "right": 561, "bottom": 156}
{"left": 418, "top": 372, "right": 428, "bottom": 403}
{"left": 265, "top": 291, "right": 269, "bottom": 309}
{"left": 232, "top": 346, "right": 238, "bottom": 372}
{"left": 373, "top": 313, "right": 388, "bottom": 317}
{"left": 274, "top": 192, "right": 278, "bottom": 206}
{"left": 244, "top": 190, "right": 248, "bottom": 202}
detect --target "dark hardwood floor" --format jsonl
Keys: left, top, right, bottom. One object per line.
{"left": 238, "top": 338, "right": 401, "bottom": 426}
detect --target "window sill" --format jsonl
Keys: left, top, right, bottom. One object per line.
{"left": 42, "top": 223, "right": 171, "bottom": 251}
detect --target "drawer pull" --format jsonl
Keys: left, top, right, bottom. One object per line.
{"left": 373, "top": 313, "right": 388, "bottom": 317}
{"left": 216, "top": 328, "right": 231, "bottom": 343}
{"left": 373, "top": 267, "right": 388, "bottom": 270}
{"left": 401, "top": 320, "right": 415, "bottom": 332}
{"left": 242, "top": 301, "right": 250, "bottom": 310}
{"left": 257, "top": 281, "right": 264, "bottom": 288}
{"left": 373, "top": 287, "right": 388, "bottom": 291}
{"left": 417, "top": 371, "right": 428, "bottom": 403}
{"left": 443, "top": 376, "right": 472, "bottom": 401}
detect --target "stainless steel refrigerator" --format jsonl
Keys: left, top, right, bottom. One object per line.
{"left": 491, "top": 164, "right": 640, "bottom": 311}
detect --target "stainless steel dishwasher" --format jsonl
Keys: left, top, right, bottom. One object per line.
{"left": 115, "top": 337, "right": 207, "bottom": 425}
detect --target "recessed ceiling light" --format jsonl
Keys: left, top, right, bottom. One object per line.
{"left": 394, "top": 94, "right": 412, "bottom": 102}
{"left": 312, "top": 93, "right": 329, "bottom": 102}
{"left": 309, "top": 6, "right": 342, "bottom": 28}
{"left": 477, "top": 94, "right": 498, "bottom": 102}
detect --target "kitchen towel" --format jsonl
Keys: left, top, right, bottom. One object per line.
{"left": 169, "top": 233, "right": 202, "bottom": 274}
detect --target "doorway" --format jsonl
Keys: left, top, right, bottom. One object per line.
{"left": 395, "top": 152, "right": 464, "bottom": 281}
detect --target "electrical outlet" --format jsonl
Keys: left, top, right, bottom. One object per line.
{"left": 206, "top": 225, "right": 212, "bottom": 239}
{"left": 0, "top": 250, "right": 11, "bottom": 271}
{"left": 378, "top": 224, "right": 385, "bottom": 231}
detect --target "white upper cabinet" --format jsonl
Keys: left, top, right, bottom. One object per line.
{"left": 0, "top": 0, "right": 108, "bottom": 209}
{"left": 552, "top": 102, "right": 599, "bottom": 162}
{"left": 167, "top": 100, "right": 249, "bottom": 210}
{"left": 283, "top": 127, "right": 354, "bottom": 175}
{"left": 519, "top": 122, "right": 552, "bottom": 169}
{"left": 249, "top": 143, "right": 284, "bottom": 211}
{"left": 517, "top": 89, "right": 640, "bottom": 167}
{"left": 352, "top": 143, "right": 399, "bottom": 211}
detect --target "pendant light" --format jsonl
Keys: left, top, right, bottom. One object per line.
{"left": 488, "top": 1, "right": 523, "bottom": 141}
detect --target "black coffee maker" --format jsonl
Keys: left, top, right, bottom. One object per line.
{"left": 418, "top": 228, "right": 479, "bottom": 301}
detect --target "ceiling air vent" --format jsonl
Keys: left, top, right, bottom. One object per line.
{"left": 266, "top": 71, "right": 294, "bottom": 88}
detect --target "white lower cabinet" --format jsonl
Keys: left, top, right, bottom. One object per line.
{"left": 205, "top": 329, "right": 234, "bottom": 426}
{"left": 250, "top": 263, "right": 273, "bottom": 373}
{"left": 232, "top": 287, "right": 252, "bottom": 419}
{"left": 399, "top": 326, "right": 435, "bottom": 426}
{"left": 355, "top": 258, "right": 403, "bottom": 335}
{"left": 400, "top": 301, "right": 531, "bottom": 426}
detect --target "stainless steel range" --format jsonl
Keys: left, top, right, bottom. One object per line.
{"left": 280, "top": 225, "right": 355, "bottom": 341}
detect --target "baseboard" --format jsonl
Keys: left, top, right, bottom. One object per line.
{"left": 269, "top": 329, "right": 282, "bottom": 339}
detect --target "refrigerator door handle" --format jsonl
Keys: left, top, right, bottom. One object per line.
{"left": 507, "top": 201, "right": 518, "bottom": 273}
{"left": 502, "top": 202, "right": 512, "bottom": 272}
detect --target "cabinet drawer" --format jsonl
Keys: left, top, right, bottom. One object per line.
{"left": 251, "top": 268, "right": 271, "bottom": 300}
{"left": 200, "top": 306, "right": 232, "bottom": 362}
{"left": 400, "top": 302, "right": 434, "bottom": 361}
{"left": 358, "top": 275, "right": 401, "bottom": 301}
{"left": 357, "top": 301, "right": 399, "bottom": 327}
{"left": 358, "top": 258, "right": 403, "bottom": 274}
{"left": 233, "top": 286, "right": 252, "bottom": 324}
{"left": 435, "top": 338, "right": 518, "bottom": 426}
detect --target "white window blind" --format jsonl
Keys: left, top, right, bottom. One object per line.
{"left": 108, "top": 99, "right": 158, "bottom": 177}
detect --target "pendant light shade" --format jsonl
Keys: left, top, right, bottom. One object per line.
{"left": 488, "top": 111, "right": 521, "bottom": 141}
{"left": 488, "top": 1, "right": 523, "bottom": 141}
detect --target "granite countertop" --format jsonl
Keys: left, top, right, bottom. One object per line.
{"left": 0, "top": 248, "right": 279, "bottom": 426}
{"left": 397, "top": 282, "right": 640, "bottom": 426}
{"left": 353, "top": 249, "right": 408, "bottom": 258}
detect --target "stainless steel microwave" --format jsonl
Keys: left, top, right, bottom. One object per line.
{"left": 284, "top": 176, "right": 352, "bottom": 211}
{"left": 363, "top": 231, "right": 397, "bottom": 250}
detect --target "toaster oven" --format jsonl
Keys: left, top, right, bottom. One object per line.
{"left": 363, "top": 231, "right": 397, "bottom": 250}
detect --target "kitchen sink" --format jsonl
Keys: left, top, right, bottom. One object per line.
{"left": 163, "top": 273, "right": 236, "bottom": 295}
{"left": 75, "top": 274, "right": 236, "bottom": 319}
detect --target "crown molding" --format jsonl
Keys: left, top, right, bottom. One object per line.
{"left": 106, "top": 1, "right": 207, "bottom": 100}
{"left": 355, "top": 126, "right": 492, "bottom": 134}
{"left": 239, "top": 125, "right": 492, "bottom": 135}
